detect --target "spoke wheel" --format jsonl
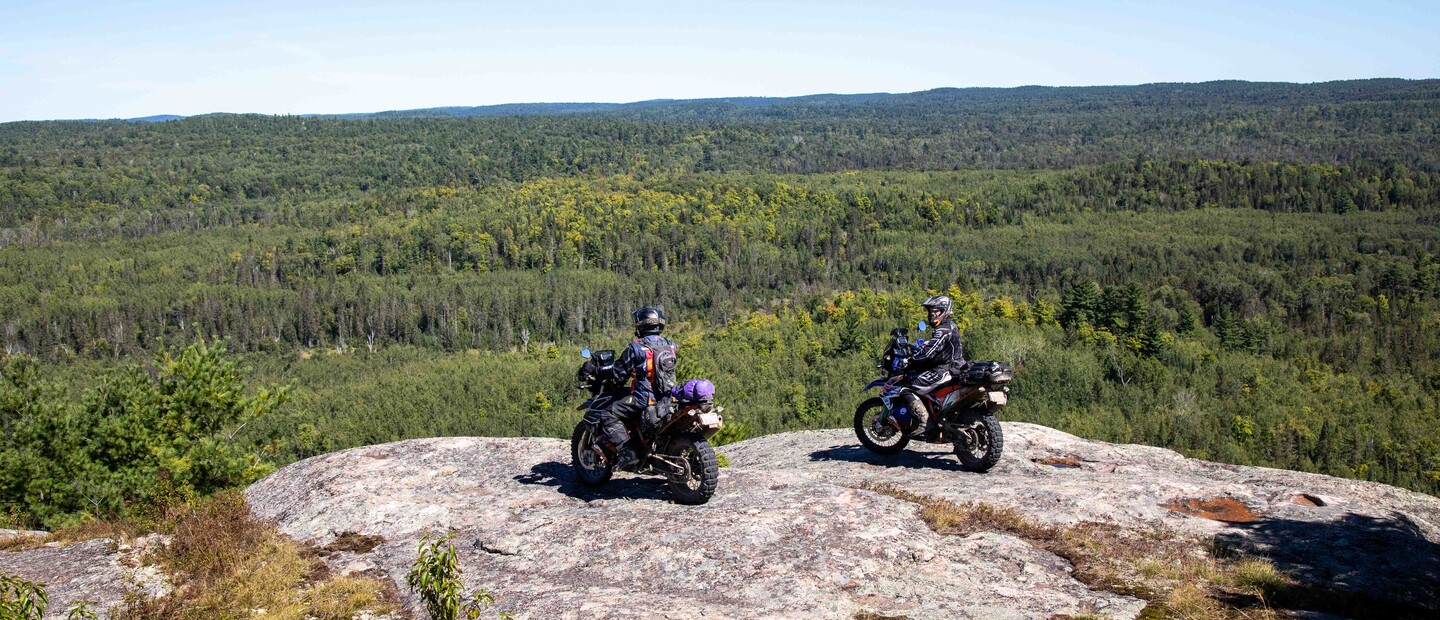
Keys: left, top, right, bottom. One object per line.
{"left": 953, "top": 413, "right": 1004, "bottom": 473}
{"left": 854, "top": 397, "right": 910, "bottom": 455}
{"left": 571, "top": 423, "right": 613, "bottom": 486}
{"left": 666, "top": 436, "right": 719, "bottom": 504}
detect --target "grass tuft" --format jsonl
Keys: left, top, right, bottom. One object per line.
{"left": 49, "top": 519, "right": 140, "bottom": 546}
{"left": 306, "top": 575, "right": 386, "bottom": 619}
{"left": 2, "top": 517, "right": 145, "bottom": 551}
{"left": 0, "top": 533, "right": 50, "bottom": 552}
{"left": 857, "top": 482, "right": 1300, "bottom": 620}
{"left": 104, "top": 491, "right": 395, "bottom": 620}
{"left": 1226, "top": 558, "right": 1289, "bottom": 598}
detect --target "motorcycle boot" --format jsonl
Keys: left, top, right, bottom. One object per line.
{"left": 613, "top": 446, "right": 639, "bottom": 471}
{"left": 904, "top": 391, "right": 933, "bottom": 439}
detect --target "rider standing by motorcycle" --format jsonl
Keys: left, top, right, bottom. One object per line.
{"left": 898, "top": 295, "right": 966, "bottom": 439}
{"left": 595, "top": 306, "right": 679, "bottom": 470}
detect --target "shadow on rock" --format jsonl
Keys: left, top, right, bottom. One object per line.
{"left": 1215, "top": 511, "right": 1440, "bottom": 619}
{"left": 808, "top": 443, "right": 967, "bottom": 472}
{"left": 514, "top": 461, "right": 674, "bottom": 502}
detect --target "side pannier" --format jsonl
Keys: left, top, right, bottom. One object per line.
{"left": 961, "top": 361, "right": 1013, "bottom": 384}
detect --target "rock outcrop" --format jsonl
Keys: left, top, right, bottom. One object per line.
{"left": 7, "top": 422, "right": 1440, "bottom": 619}
{"left": 0, "top": 534, "right": 170, "bottom": 618}
{"left": 241, "top": 423, "right": 1440, "bottom": 619}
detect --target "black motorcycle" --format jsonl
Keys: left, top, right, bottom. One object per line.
{"left": 853, "top": 321, "right": 1012, "bottom": 472}
{"left": 571, "top": 349, "right": 724, "bottom": 504}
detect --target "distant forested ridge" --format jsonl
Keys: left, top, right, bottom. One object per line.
{"left": 3, "top": 79, "right": 1439, "bottom": 527}
{"left": 3, "top": 78, "right": 1438, "bottom": 230}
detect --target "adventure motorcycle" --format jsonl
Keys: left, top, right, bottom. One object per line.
{"left": 853, "top": 321, "right": 1012, "bottom": 472}
{"left": 571, "top": 349, "right": 724, "bottom": 504}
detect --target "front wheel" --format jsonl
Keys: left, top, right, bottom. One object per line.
{"left": 571, "top": 422, "right": 613, "bottom": 486}
{"left": 854, "top": 397, "right": 910, "bottom": 455}
{"left": 665, "top": 436, "right": 719, "bottom": 505}
{"left": 953, "top": 412, "right": 1004, "bottom": 472}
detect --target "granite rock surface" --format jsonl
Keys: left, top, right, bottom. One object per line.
{"left": 242, "top": 424, "right": 1440, "bottom": 619}
{"left": 7, "top": 422, "right": 1438, "bottom": 619}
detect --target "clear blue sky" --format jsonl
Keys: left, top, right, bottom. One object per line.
{"left": 2, "top": 0, "right": 1436, "bottom": 122}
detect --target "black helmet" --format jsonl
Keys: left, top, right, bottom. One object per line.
{"left": 632, "top": 306, "right": 666, "bottom": 335}
{"left": 922, "top": 295, "right": 952, "bottom": 322}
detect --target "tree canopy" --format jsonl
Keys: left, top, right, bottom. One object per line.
{"left": 3, "top": 79, "right": 1439, "bottom": 526}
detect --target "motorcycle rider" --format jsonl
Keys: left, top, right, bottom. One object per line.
{"left": 596, "top": 306, "right": 679, "bottom": 470}
{"left": 897, "top": 295, "right": 966, "bottom": 439}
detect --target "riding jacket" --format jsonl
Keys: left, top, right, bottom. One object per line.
{"left": 601, "top": 334, "right": 678, "bottom": 405}
{"left": 906, "top": 318, "right": 965, "bottom": 373}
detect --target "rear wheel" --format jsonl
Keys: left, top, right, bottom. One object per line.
{"left": 571, "top": 423, "right": 613, "bottom": 486}
{"left": 665, "top": 436, "right": 719, "bottom": 505}
{"left": 854, "top": 397, "right": 910, "bottom": 455}
{"left": 953, "top": 412, "right": 1003, "bottom": 472}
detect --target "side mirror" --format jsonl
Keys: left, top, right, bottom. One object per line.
{"left": 918, "top": 320, "right": 928, "bottom": 332}
{"left": 581, "top": 349, "right": 592, "bottom": 359}
{"left": 890, "top": 327, "right": 909, "bottom": 338}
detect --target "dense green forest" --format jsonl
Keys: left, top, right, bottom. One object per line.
{"left": 3, "top": 80, "right": 1439, "bottom": 528}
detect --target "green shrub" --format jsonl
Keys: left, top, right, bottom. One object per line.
{"left": 0, "top": 572, "right": 48, "bottom": 620}
{"left": 1, "top": 339, "right": 287, "bottom": 528}
{"left": 406, "top": 531, "right": 511, "bottom": 620}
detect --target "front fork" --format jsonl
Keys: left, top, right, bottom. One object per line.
{"left": 877, "top": 388, "right": 909, "bottom": 432}
{"left": 580, "top": 411, "right": 611, "bottom": 460}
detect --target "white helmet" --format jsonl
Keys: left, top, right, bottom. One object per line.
{"left": 922, "top": 295, "right": 952, "bottom": 323}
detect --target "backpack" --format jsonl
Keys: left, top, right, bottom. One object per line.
{"left": 634, "top": 337, "right": 678, "bottom": 395}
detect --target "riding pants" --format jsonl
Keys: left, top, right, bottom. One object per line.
{"left": 600, "top": 394, "right": 647, "bottom": 450}
{"left": 903, "top": 369, "right": 952, "bottom": 429}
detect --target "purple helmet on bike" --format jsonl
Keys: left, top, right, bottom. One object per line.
{"left": 672, "top": 378, "right": 716, "bottom": 402}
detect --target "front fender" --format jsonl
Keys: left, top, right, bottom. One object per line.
{"left": 862, "top": 378, "right": 890, "bottom": 392}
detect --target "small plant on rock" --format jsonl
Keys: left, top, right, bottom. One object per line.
{"left": 1, "top": 572, "right": 48, "bottom": 620}
{"left": 406, "top": 530, "right": 511, "bottom": 620}
{"left": 64, "top": 600, "right": 100, "bottom": 620}
{"left": 1228, "top": 558, "right": 1290, "bottom": 598}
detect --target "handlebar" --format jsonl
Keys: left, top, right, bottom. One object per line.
{"left": 878, "top": 329, "right": 926, "bottom": 376}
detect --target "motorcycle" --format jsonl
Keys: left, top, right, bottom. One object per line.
{"left": 570, "top": 348, "right": 725, "bottom": 504}
{"left": 853, "top": 320, "right": 1012, "bottom": 472}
